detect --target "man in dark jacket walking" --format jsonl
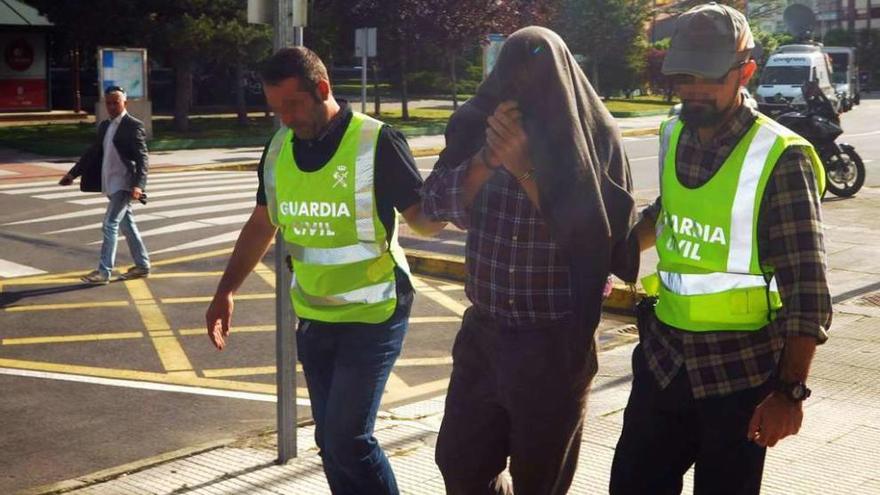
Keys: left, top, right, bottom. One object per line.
{"left": 59, "top": 86, "right": 151, "bottom": 284}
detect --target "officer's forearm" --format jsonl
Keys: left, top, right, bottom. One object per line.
{"left": 401, "top": 204, "right": 447, "bottom": 237}
{"left": 778, "top": 335, "right": 817, "bottom": 383}
{"left": 462, "top": 149, "right": 496, "bottom": 209}
{"left": 634, "top": 214, "right": 657, "bottom": 251}
{"left": 215, "top": 206, "right": 277, "bottom": 297}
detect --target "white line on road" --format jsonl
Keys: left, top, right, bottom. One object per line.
{"left": 0, "top": 366, "right": 311, "bottom": 405}
{"left": 34, "top": 177, "right": 256, "bottom": 200}
{"left": 4, "top": 192, "right": 257, "bottom": 226}
{"left": 0, "top": 170, "right": 244, "bottom": 193}
{"left": 845, "top": 130, "right": 880, "bottom": 138}
{"left": 151, "top": 231, "right": 243, "bottom": 254}
{"left": 0, "top": 259, "right": 47, "bottom": 277}
{"left": 44, "top": 201, "right": 257, "bottom": 235}
{"left": 70, "top": 184, "right": 256, "bottom": 205}
{"left": 85, "top": 213, "right": 251, "bottom": 242}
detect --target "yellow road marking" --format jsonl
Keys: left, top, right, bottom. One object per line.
{"left": 177, "top": 325, "right": 274, "bottom": 336}
{"left": 0, "top": 278, "right": 82, "bottom": 286}
{"left": 1, "top": 248, "right": 234, "bottom": 286}
{"left": 411, "top": 276, "right": 467, "bottom": 317}
{"left": 124, "top": 279, "right": 194, "bottom": 374}
{"left": 148, "top": 272, "right": 225, "bottom": 279}
{"left": 202, "top": 365, "right": 303, "bottom": 378}
{"left": 383, "top": 377, "right": 450, "bottom": 404}
{"left": 151, "top": 247, "right": 234, "bottom": 267}
{"left": 161, "top": 293, "right": 274, "bottom": 304}
{"left": 409, "top": 316, "right": 460, "bottom": 324}
{"left": 254, "top": 262, "right": 276, "bottom": 289}
{"left": 385, "top": 371, "right": 409, "bottom": 390}
{"left": 436, "top": 284, "right": 464, "bottom": 291}
{"left": 395, "top": 356, "right": 454, "bottom": 367}
{"left": 3, "top": 300, "right": 129, "bottom": 312}
{"left": 0, "top": 357, "right": 284, "bottom": 395}
{"left": 1, "top": 332, "right": 144, "bottom": 346}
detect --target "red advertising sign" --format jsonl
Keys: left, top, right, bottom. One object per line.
{"left": 0, "top": 79, "right": 47, "bottom": 109}
{"left": 1, "top": 33, "right": 48, "bottom": 111}
{"left": 5, "top": 38, "right": 35, "bottom": 72}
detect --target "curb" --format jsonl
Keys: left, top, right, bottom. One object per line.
{"left": 610, "top": 109, "right": 671, "bottom": 118}
{"left": 405, "top": 251, "right": 643, "bottom": 314}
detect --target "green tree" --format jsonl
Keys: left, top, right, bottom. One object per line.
{"left": 555, "top": 0, "right": 652, "bottom": 95}
{"left": 421, "top": 0, "right": 558, "bottom": 109}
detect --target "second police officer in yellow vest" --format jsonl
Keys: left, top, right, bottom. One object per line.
{"left": 611, "top": 3, "right": 832, "bottom": 494}
{"left": 205, "top": 47, "right": 445, "bottom": 495}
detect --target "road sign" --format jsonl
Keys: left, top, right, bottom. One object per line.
{"left": 355, "top": 27, "right": 377, "bottom": 58}
{"left": 483, "top": 34, "right": 506, "bottom": 79}
{"left": 247, "top": 0, "right": 272, "bottom": 24}
{"left": 98, "top": 48, "right": 147, "bottom": 100}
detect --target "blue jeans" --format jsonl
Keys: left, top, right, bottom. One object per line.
{"left": 297, "top": 292, "right": 412, "bottom": 495}
{"left": 99, "top": 190, "right": 150, "bottom": 277}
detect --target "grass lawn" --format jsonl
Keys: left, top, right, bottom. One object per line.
{"left": 604, "top": 95, "right": 679, "bottom": 115}
{"left": 0, "top": 97, "right": 674, "bottom": 157}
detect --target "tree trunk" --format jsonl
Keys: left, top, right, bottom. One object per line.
{"left": 591, "top": 59, "right": 600, "bottom": 95}
{"left": 450, "top": 51, "right": 458, "bottom": 110}
{"left": 373, "top": 61, "right": 381, "bottom": 115}
{"left": 400, "top": 47, "right": 410, "bottom": 121}
{"left": 848, "top": 0, "right": 856, "bottom": 31}
{"left": 173, "top": 58, "right": 193, "bottom": 132}
{"left": 235, "top": 63, "right": 248, "bottom": 127}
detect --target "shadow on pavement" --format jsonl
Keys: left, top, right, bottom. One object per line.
{"left": 0, "top": 282, "right": 106, "bottom": 308}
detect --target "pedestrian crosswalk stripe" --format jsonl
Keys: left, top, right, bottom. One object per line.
{"left": 85, "top": 213, "right": 252, "bottom": 243}
{"left": 4, "top": 191, "right": 257, "bottom": 226}
{"left": 70, "top": 183, "right": 257, "bottom": 205}
{"left": 44, "top": 201, "right": 255, "bottom": 235}
{"left": 151, "top": 231, "right": 243, "bottom": 254}
{"left": 32, "top": 176, "right": 256, "bottom": 200}
{"left": 0, "top": 258, "right": 47, "bottom": 278}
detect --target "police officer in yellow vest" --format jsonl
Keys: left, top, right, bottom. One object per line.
{"left": 610, "top": 4, "right": 832, "bottom": 494}
{"left": 205, "top": 47, "right": 445, "bottom": 494}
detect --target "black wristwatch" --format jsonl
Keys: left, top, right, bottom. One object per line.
{"left": 774, "top": 379, "right": 812, "bottom": 402}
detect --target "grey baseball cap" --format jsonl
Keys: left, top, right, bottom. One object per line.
{"left": 662, "top": 2, "right": 755, "bottom": 79}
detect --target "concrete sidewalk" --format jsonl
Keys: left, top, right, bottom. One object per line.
{"left": 32, "top": 304, "right": 880, "bottom": 495}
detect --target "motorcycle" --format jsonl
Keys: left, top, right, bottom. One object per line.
{"left": 759, "top": 81, "right": 866, "bottom": 198}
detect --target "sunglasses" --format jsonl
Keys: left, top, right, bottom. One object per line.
{"left": 105, "top": 85, "right": 126, "bottom": 95}
{"left": 670, "top": 61, "right": 748, "bottom": 86}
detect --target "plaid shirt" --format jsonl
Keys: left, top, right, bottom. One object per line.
{"left": 422, "top": 160, "right": 573, "bottom": 327}
{"left": 641, "top": 98, "right": 832, "bottom": 399}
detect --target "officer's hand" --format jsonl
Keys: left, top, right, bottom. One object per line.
{"left": 206, "top": 292, "right": 234, "bottom": 350}
{"left": 131, "top": 187, "right": 143, "bottom": 201}
{"left": 747, "top": 391, "right": 803, "bottom": 447}
{"left": 59, "top": 174, "right": 73, "bottom": 186}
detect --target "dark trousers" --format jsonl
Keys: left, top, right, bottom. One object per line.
{"left": 610, "top": 344, "right": 770, "bottom": 495}
{"left": 435, "top": 307, "right": 596, "bottom": 495}
{"left": 296, "top": 293, "right": 412, "bottom": 495}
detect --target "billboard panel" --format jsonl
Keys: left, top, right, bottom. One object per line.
{"left": 0, "top": 33, "right": 48, "bottom": 111}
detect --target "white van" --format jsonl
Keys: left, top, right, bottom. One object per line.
{"left": 755, "top": 44, "right": 838, "bottom": 111}
{"left": 823, "top": 46, "right": 859, "bottom": 110}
